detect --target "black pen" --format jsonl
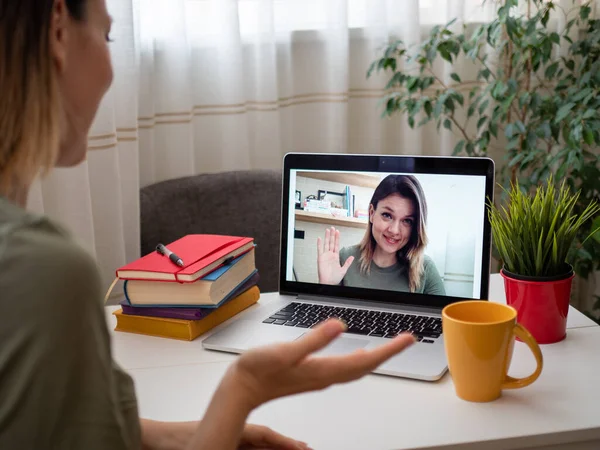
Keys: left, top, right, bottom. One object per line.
{"left": 156, "top": 243, "right": 184, "bottom": 267}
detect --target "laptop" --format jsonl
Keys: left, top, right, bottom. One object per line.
{"left": 203, "top": 153, "right": 494, "bottom": 381}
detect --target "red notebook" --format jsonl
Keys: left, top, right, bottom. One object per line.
{"left": 116, "top": 234, "right": 254, "bottom": 283}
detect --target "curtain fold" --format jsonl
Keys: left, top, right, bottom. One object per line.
{"left": 25, "top": 0, "right": 599, "bottom": 308}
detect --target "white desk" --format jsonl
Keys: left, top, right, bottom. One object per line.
{"left": 107, "top": 274, "right": 598, "bottom": 371}
{"left": 107, "top": 274, "right": 600, "bottom": 450}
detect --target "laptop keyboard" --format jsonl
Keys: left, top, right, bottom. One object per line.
{"left": 262, "top": 302, "right": 442, "bottom": 343}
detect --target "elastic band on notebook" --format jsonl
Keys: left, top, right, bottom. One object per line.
{"left": 104, "top": 277, "right": 119, "bottom": 305}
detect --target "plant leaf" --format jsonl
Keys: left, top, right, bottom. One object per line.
{"left": 452, "top": 140, "right": 465, "bottom": 155}
{"left": 592, "top": 216, "right": 600, "bottom": 244}
{"left": 584, "top": 129, "right": 594, "bottom": 145}
{"left": 545, "top": 62, "right": 559, "bottom": 79}
{"left": 555, "top": 103, "right": 575, "bottom": 123}
{"left": 478, "top": 99, "right": 489, "bottom": 115}
{"left": 580, "top": 5, "right": 591, "bottom": 20}
{"left": 477, "top": 116, "right": 487, "bottom": 130}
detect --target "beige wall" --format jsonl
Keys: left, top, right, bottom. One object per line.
{"left": 294, "top": 176, "right": 375, "bottom": 213}
{"left": 293, "top": 220, "right": 366, "bottom": 283}
{"left": 292, "top": 175, "right": 371, "bottom": 283}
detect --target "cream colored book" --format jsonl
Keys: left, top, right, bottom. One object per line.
{"left": 124, "top": 249, "right": 256, "bottom": 306}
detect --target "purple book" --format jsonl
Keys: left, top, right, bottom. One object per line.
{"left": 120, "top": 271, "right": 260, "bottom": 320}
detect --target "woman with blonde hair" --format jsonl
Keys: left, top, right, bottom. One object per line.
{"left": 0, "top": 0, "right": 415, "bottom": 449}
{"left": 317, "top": 175, "right": 445, "bottom": 295}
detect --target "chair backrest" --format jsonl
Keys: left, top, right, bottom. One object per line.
{"left": 140, "top": 170, "right": 282, "bottom": 293}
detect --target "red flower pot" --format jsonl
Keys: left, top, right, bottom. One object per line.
{"left": 501, "top": 266, "right": 574, "bottom": 344}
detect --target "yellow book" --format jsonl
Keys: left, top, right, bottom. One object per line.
{"left": 113, "top": 286, "right": 260, "bottom": 341}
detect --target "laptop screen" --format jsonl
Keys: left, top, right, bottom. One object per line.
{"left": 280, "top": 153, "right": 495, "bottom": 309}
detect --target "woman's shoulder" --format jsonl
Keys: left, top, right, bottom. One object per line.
{"left": 422, "top": 254, "right": 440, "bottom": 272}
{"left": 340, "top": 244, "right": 361, "bottom": 260}
{"left": 421, "top": 254, "right": 444, "bottom": 281}
{"left": 0, "top": 202, "right": 100, "bottom": 306}
{"left": 420, "top": 254, "right": 446, "bottom": 294}
{"left": 0, "top": 196, "right": 72, "bottom": 241}
{"left": 422, "top": 254, "right": 435, "bottom": 266}
{"left": 11, "top": 223, "right": 95, "bottom": 270}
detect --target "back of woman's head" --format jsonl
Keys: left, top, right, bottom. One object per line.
{"left": 359, "top": 174, "right": 429, "bottom": 292}
{"left": 0, "top": 0, "right": 87, "bottom": 198}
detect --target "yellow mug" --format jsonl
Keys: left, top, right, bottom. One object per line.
{"left": 442, "top": 301, "right": 543, "bottom": 402}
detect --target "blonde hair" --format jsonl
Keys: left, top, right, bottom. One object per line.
{"left": 358, "top": 175, "right": 429, "bottom": 292}
{"left": 0, "top": 1, "right": 62, "bottom": 198}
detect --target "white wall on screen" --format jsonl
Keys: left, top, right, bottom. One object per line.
{"left": 286, "top": 171, "right": 297, "bottom": 281}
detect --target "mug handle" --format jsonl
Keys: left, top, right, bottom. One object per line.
{"left": 501, "top": 323, "right": 544, "bottom": 390}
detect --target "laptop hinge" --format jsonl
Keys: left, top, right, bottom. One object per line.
{"left": 295, "top": 293, "right": 442, "bottom": 316}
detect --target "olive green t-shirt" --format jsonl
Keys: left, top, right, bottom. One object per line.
{"left": 0, "top": 196, "right": 140, "bottom": 449}
{"left": 339, "top": 245, "right": 446, "bottom": 295}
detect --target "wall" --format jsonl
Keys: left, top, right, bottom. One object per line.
{"left": 295, "top": 175, "right": 378, "bottom": 213}
{"left": 293, "top": 220, "right": 366, "bottom": 283}
{"left": 289, "top": 172, "right": 487, "bottom": 299}
{"left": 293, "top": 176, "right": 372, "bottom": 283}
{"left": 419, "top": 174, "right": 485, "bottom": 298}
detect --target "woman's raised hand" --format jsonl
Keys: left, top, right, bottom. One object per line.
{"left": 227, "top": 319, "right": 415, "bottom": 410}
{"left": 317, "top": 227, "right": 354, "bottom": 285}
{"left": 192, "top": 321, "right": 415, "bottom": 450}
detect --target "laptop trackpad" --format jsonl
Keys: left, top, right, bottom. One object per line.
{"left": 301, "top": 335, "right": 369, "bottom": 357}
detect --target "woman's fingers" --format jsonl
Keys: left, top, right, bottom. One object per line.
{"left": 323, "top": 227, "right": 331, "bottom": 254}
{"left": 284, "top": 319, "right": 346, "bottom": 363}
{"left": 334, "top": 227, "right": 340, "bottom": 254}
{"left": 284, "top": 323, "right": 412, "bottom": 371}
{"left": 341, "top": 255, "right": 354, "bottom": 273}
{"left": 326, "top": 226, "right": 334, "bottom": 252}
{"left": 355, "top": 333, "right": 415, "bottom": 369}
{"left": 322, "top": 333, "right": 416, "bottom": 381}
{"left": 319, "top": 227, "right": 340, "bottom": 255}
{"left": 233, "top": 328, "right": 414, "bottom": 408}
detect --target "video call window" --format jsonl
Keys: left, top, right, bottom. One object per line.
{"left": 285, "top": 170, "right": 487, "bottom": 300}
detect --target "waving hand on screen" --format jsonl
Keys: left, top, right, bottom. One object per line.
{"left": 317, "top": 227, "right": 354, "bottom": 285}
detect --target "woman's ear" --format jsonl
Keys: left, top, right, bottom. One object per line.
{"left": 49, "top": 0, "right": 70, "bottom": 73}
{"left": 368, "top": 204, "right": 374, "bottom": 223}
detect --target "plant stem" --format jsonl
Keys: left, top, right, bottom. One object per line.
{"left": 475, "top": 55, "right": 497, "bottom": 81}
{"left": 426, "top": 67, "right": 473, "bottom": 143}
{"left": 450, "top": 111, "right": 472, "bottom": 143}
{"left": 516, "top": 0, "right": 533, "bottom": 177}
{"left": 426, "top": 68, "right": 447, "bottom": 92}
{"left": 534, "top": 73, "right": 551, "bottom": 91}
{"left": 506, "top": 47, "right": 513, "bottom": 126}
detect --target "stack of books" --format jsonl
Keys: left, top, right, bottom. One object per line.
{"left": 112, "top": 234, "right": 260, "bottom": 341}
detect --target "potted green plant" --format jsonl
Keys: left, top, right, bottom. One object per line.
{"left": 488, "top": 177, "right": 599, "bottom": 343}
{"left": 367, "top": 0, "right": 600, "bottom": 310}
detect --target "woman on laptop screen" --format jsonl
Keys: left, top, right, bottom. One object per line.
{"left": 317, "top": 175, "right": 446, "bottom": 295}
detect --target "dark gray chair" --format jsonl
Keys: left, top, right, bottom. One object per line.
{"left": 140, "top": 170, "right": 282, "bottom": 293}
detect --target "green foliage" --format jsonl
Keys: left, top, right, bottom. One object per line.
{"left": 367, "top": 0, "right": 600, "bottom": 284}
{"left": 488, "top": 177, "right": 600, "bottom": 277}
{"left": 593, "top": 216, "right": 600, "bottom": 244}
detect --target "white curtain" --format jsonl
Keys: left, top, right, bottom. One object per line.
{"left": 26, "top": 0, "right": 599, "bottom": 306}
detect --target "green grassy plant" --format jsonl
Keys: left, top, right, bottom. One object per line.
{"left": 489, "top": 177, "right": 599, "bottom": 277}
